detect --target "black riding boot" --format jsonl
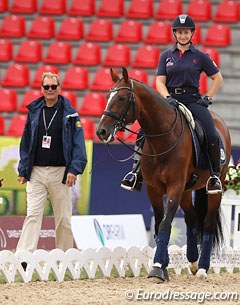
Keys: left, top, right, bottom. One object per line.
{"left": 206, "top": 141, "right": 222, "bottom": 195}
{"left": 121, "top": 131, "right": 144, "bottom": 192}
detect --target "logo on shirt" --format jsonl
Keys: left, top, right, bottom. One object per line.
{"left": 76, "top": 121, "right": 82, "bottom": 127}
{"left": 166, "top": 57, "right": 174, "bottom": 67}
{"left": 192, "top": 59, "right": 198, "bottom": 64}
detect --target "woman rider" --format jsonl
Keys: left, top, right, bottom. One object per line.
{"left": 121, "top": 14, "right": 223, "bottom": 195}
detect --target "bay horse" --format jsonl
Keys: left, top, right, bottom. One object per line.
{"left": 96, "top": 67, "right": 231, "bottom": 281}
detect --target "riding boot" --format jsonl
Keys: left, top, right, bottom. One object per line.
{"left": 206, "top": 140, "right": 222, "bottom": 195}
{"left": 120, "top": 133, "right": 144, "bottom": 192}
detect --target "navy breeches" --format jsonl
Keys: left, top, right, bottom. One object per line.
{"left": 172, "top": 93, "right": 218, "bottom": 145}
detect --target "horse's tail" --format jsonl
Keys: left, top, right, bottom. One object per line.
{"left": 194, "top": 187, "right": 223, "bottom": 248}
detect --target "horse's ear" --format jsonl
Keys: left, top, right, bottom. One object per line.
{"left": 122, "top": 67, "right": 129, "bottom": 82}
{"left": 110, "top": 68, "right": 120, "bottom": 83}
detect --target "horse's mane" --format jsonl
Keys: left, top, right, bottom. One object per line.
{"left": 130, "top": 77, "right": 167, "bottom": 105}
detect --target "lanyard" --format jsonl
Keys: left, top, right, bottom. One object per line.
{"left": 43, "top": 108, "right": 58, "bottom": 136}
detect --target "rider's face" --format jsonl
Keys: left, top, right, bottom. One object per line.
{"left": 175, "top": 28, "right": 193, "bottom": 44}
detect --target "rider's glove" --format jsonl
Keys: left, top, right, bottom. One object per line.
{"left": 196, "top": 96, "right": 212, "bottom": 108}
{"left": 166, "top": 96, "right": 178, "bottom": 107}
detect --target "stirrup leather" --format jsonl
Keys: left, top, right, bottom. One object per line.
{"left": 206, "top": 175, "right": 222, "bottom": 195}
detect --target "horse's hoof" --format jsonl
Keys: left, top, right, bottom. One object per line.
{"left": 189, "top": 261, "right": 198, "bottom": 275}
{"left": 196, "top": 268, "right": 207, "bottom": 279}
{"left": 147, "top": 264, "right": 169, "bottom": 282}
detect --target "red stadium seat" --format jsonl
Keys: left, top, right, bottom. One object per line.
{"left": 155, "top": 0, "right": 182, "bottom": 20}
{"left": 128, "top": 69, "right": 148, "bottom": 83}
{"left": 103, "top": 44, "right": 131, "bottom": 67}
{"left": 73, "top": 42, "right": 101, "bottom": 66}
{"left": 10, "top": 0, "right": 37, "bottom": 14}
{"left": 186, "top": 0, "right": 212, "bottom": 22}
{"left": 0, "top": 114, "right": 5, "bottom": 135}
{"left": 0, "top": 88, "right": 17, "bottom": 112}
{"left": 78, "top": 92, "right": 106, "bottom": 117}
{"left": 56, "top": 17, "right": 84, "bottom": 41}
{"left": 0, "top": 15, "right": 25, "bottom": 38}
{"left": 27, "top": 16, "right": 55, "bottom": 39}
{"left": 30, "top": 65, "right": 59, "bottom": 88}
{"left": 126, "top": 0, "right": 153, "bottom": 18}
{"left": 61, "top": 91, "right": 78, "bottom": 108}
{"left": 125, "top": 121, "right": 141, "bottom": 143}
{"left": 0, "top": 0, "right": 7, "bottom": 12}
{"left": 202, "top": 24, "right": 231, "bottom": 47}
{"left": 81, "top": 117, "right": 95, "bottom": 140}
{"left": 2, "top": 64, "right": 29, "bottom": 87}
{"left": 115, "top": 20, "right": 142, "bottom": 43}
{"left": 39, "top": 0, "right": 66, "bottom": 15}
{"left": 61, "top": 67, "right": 88, "bottom": 90}
{"left": 6, "top": 114, "right": 27, "bottom": 137}
{"left": 199, "top": 73, "right": 207, "bottom": 95}
{"left": 0, "top": 39, "right": 13, "bottom": 61}
{"left": 67, "top": 0, "right": 95, "bottom": 16}
{"left": 201, "top": 47, "right": 220, "bottom": 67}
{"left": 85, "top": 19, "right": 113, "bottom": 42}
{"left": 144, "top": 21, "right": 171, "bottom": 44}
{"left": 18, "top": 90, "right": 42, "bottom": 113}
{"left": 132, "top": 45, "right": 160, "bottom": 68}
{"left": 90, "top": 68, "right": 116, "bottom": 91}
{"left": 213, "top": 0, "right": 239, "bottom": 23}
{"left": 191, "top": 23, "right": 202, "bottom": 45}
{"left": 44, "top": 41, "right": 72, "bottom": 64}
{"left": 97, "top": 0, "right": 124, "bottom": 17}
{"left": 14, "top": 40, "right": 42, "bottom": 63}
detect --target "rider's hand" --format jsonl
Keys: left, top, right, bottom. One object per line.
{"left": 166, "top": 96, "right": 178, "bottom": 107}
{"left": 196, "top": 96, "right": 212, "bottom": 108}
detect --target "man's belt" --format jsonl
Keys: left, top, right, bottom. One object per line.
{"left": 168, "top": 87, "right": 199, "bottom": 94}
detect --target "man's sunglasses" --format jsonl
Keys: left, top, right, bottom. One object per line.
{"left": 42, "top": 85, "right": 58, "bottom": 90}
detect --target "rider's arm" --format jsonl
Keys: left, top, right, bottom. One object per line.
{"left": 156, "top": 75, "right": 170, "bottom": 99}
{"left": 206, "top": 71, "right": 223, "bottom": 98}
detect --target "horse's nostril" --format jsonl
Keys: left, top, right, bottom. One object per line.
{"left": 96, "top": 128, "right": 106, "bottom": 139}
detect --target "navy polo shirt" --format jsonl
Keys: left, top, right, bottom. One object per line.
{"left": 156, "top": 43, "right": 219, "bottom": 88}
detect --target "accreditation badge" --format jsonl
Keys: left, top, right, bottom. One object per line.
{"left": 42, "top": 135, "right": 52, "bottom": 149}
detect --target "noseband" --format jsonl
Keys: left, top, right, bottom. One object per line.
{"left": 103, "top": 79, "right": 136, "bottom": 132}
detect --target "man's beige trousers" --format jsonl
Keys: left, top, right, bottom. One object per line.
{"left": 17, "top": 166, "right": 73, "bottom": 252}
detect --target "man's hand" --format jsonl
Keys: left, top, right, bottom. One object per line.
{"left": 66, "top": 173, "right": 77, "bottom": 187}
{"left": 18, "top": 177, "right": 27, "bottom": 184}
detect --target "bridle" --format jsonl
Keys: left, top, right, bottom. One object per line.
{"left": 103, "top": 79, "right": 137, "bottom": 136}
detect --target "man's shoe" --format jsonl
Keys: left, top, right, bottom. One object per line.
{"left": 206, "top": 175, "right": 222, "bottom": 195}
{"left": 121, "top": 172, "right": 143, "bottom": 192}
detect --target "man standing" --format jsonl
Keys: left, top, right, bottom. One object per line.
{"left": 17, "top": 72, "right": 87, "bottom": 252}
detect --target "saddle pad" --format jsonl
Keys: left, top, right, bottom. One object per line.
{"left": 189, "top": 124, "right": 226, "bottom": 169}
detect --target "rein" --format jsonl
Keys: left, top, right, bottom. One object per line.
{"left": 103, "top": 78, "right": 185, "bottom": 158}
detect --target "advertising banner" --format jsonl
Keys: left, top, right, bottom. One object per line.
{"left": 71, "top": 214, "right": 148, "bottom": 249}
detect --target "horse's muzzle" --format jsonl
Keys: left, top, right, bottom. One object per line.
{"left": 96, "top": 128, "right": 114, "bottom": 143}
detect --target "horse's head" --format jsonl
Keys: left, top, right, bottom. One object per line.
{"left": 96, "top": 67, "right": 137, "bottom": 143}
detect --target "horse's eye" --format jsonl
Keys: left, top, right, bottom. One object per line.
{"left": 119, "top": 96, "right": 127, "bottom": 102}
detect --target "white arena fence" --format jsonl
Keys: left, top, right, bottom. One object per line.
{"left": 0, "top": 245, "right": 240, "bottom": 283}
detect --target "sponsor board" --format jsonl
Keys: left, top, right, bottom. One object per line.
{"left": 71, "top": 214, "right": 148, "bottom": 249}
{"left": 0, "top": 216, "right": 69, "bottom": 251}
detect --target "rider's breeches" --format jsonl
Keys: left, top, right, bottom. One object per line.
{"left": 172, "top": 93, "right": 218, "bottom": 145}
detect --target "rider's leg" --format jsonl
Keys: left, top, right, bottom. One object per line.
{"left": 207, "top": 140, "right": 222, "bottom": 194}
{"left": 184, "top": 101, "right": 222, "bottom": 195}
{"left": 121, "top": 129, "right": 144, "bottom": 192}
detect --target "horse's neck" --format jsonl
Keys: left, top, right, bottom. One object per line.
{"left": 135, "top": 84, "right": 176, "bottom": 135}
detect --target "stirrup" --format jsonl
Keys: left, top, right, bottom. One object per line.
{"left": 206, "top": 175, "right": 222, "bottom": 195}
{"left": 120, "top": 171, "right": 138, "bottom": 191}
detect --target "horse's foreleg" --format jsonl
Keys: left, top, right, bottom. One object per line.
{"left": 148, "top": 198, "right": 179, "bottom": 282}
{"left": 181, "top": 192, "right": 199, "bottom": 275}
